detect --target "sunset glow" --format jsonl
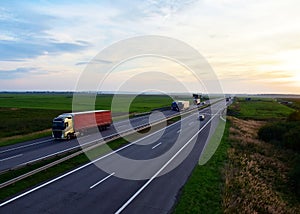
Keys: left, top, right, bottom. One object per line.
{"left": 0, "top": 0, "right": 299, "bottom": 94}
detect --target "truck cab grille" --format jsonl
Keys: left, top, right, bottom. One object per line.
{"left": 53, "top": 131, "right": 62, "bottom": 138}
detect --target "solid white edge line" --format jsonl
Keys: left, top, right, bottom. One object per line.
{"left": 0, "top": 154, "right": 23, "bottom": 162}
{"left": 0, "top": 108, "right": 198, "bottom": 207}
{"left": 90, "top": 172, "right": 115, "bottom": 189}
{"left": 114, "top": 108, "right": 224, "bottom": 214}
{"left": 151, "top": 142, "right": 162, "bottom": 150}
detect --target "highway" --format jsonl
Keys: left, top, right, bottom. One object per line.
{"left": 0, "top": 109, "right": 177, "bottom": 172}
{"left": 0, "top": 101, "right": 227, "bottom": 213}
{"left": 0, "top": 99, "right": 219, "bottom": 173}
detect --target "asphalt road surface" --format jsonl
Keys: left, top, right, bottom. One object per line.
{"left": 0, "top": 101, "right": 227, "bottom": 213}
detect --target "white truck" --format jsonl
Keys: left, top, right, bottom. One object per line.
{"left": 171, "top": 100, "right": 190, "bottom": 111}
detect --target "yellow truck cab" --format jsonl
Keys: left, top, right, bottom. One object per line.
{"left": 52, "top": 114, "right": 75, "bottom": 140}
{"left": 52, "top": 110, "right": 112, "bottom": 140}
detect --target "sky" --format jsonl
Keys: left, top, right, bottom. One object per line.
{"left": 0, "top": 0, "right": 299, "bottom": 94}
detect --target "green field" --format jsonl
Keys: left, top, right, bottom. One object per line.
{"left": 0, "top": 93, "right": 173, "bottom": 146}
{"left": 0, "top": 108, "right": 64, "bottom": 139}
{"left": 228, "top": 97, "right": 294, "bottom": 120}
{"left": 0, "top": 93, "right": 73, "bottom": 110}
{"left": 0, "top": 93, "right": 173, "bottom": 112}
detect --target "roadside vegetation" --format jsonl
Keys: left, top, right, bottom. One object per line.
{"left": 0, "top": 93, "right": 172, "bottom": 147}
{"left": 223, "top": 116, "right": 299, "bottom": 213}
{"left": 257, "top": 102, "right": 300, "bottom": 199}
{"left": 174, "top": 97, "right": 300, "bottom": 213}
{"left": 223, "top": 98, "right": 300, "bottom": 213}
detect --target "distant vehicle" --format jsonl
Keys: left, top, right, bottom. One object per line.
{"left": 52, "top": 110, "right": 112, "bottom": 140}
{"left": 193, "top": 98, "right": 201, "bottom": 105}
{"left": 226, "top": 98, "right": 230, "bottom": 102}
{"left": 199, "top": 114, "right": 205, "bottom": 121}
{"left": 171, "top": 101, "right": 190, "bottom": 111}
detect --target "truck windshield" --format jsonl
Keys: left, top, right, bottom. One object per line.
{"left": 52, "top": 121, "right": 64, "bottom": 130}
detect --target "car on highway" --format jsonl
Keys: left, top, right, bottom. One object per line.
{"left": 199, "top": 114, "right": 205, "bottom": 121}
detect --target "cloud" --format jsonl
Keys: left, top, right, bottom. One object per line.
{"left": 140, "top": 0, "right": 196, "bottom": 18}
{"left": 0, "top": 67, "right": 43, "bottom": 79}
{"left": 75, "top": 58, "right": 113, "bottom": 66}
{"left": 0, "top": 3, "right": 90, "bottom": 61}
{"left": 0, "top": 0, "right": 300, "bottom": 94}
{"left": 0, "top": 40, "right": 89, "bottom": 61}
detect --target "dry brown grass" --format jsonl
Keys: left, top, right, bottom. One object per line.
{"left": 223, "top": 117, "right": 300, "bottom": 213}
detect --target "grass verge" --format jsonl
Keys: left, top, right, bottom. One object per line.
{"left": 0, "top": 130, "right": 52, "bottom": 148}
{"left": 173, "top": 120, "right": 230, "bottom": 214}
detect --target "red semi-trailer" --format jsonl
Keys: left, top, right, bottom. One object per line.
{"left": 52, "top": 110, "right": 112, "bottom": 140}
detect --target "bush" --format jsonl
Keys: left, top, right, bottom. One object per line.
{"left": 283, "top": 126, "right": 300, "bottom": 151}
{"left": 258, "top": 120, "right": 300, "bottom": 152}
{"left": 289, "top": 157, "right": 300, "bottom": 198}
{"left": 258, "top": 123, "right": 286, "bottom": 142}
{"left": 226, "top": 108, "right": 240, "bottom": 117}
{"left": 258, "top": 112, "right": 300, "bottom": 200}
{"left": 288, "top": 111, "right": 300, "bottom": 121}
